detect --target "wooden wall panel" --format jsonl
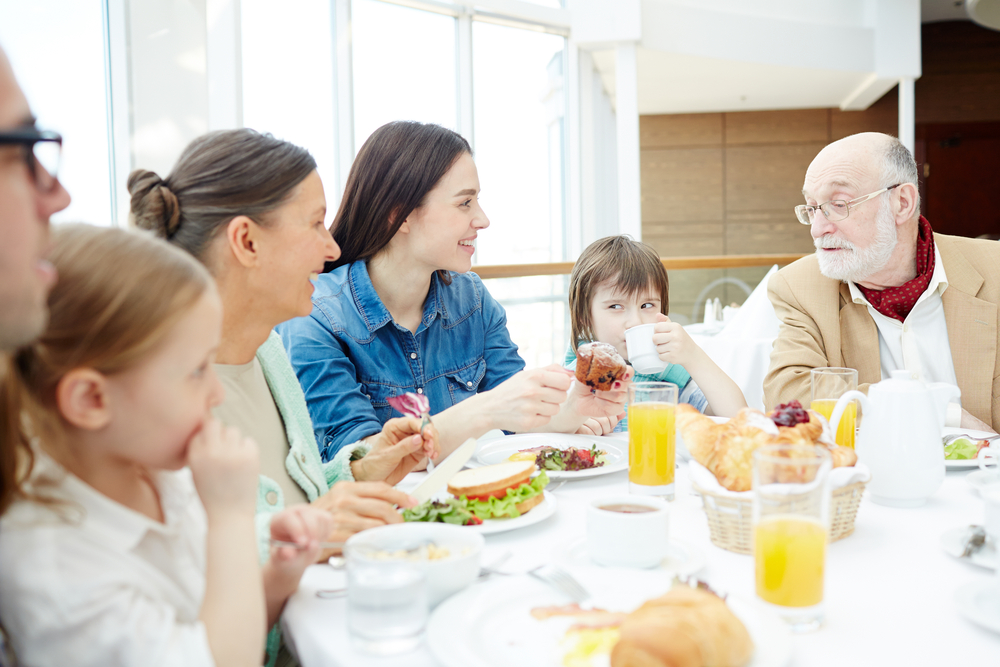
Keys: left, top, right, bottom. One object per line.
{"left": 725, "top": 144, "right": 825, "bottom": 212}
{"left": 643, "top": 221, "right": 724, "bottom": 258}
{"left": 639, "top": 113, "right": 723, "bottom": 149}
{"left": 641, "top": 148, "right": 723, "bottom": 223}
{"left": 726, "top": 217, "right": 816, "bottom": 255}
{"left": 831, "top": 87, "right": 898, "bottom": 140}
{"left": 725, "top": 109, "right": 830, "bottom": 145}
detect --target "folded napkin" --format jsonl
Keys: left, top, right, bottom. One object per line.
{"left": 689, "top": 460, "right": 871, "bottom": 498}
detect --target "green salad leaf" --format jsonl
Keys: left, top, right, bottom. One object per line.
{"left": 944, "top": 438, "right": 979, "bottom": 461}
{"left": 401, "top": 498, "right": 478, "bottom": 525}
{"left": 462, "top": 470, "right": 550, "bottom": 520}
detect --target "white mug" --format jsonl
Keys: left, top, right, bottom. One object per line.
{"left": 979, "top": 445, "right": 998, "bottom": 471}
{"left": 586, "top": 495, "right": 669, "bottom": 568}
{"left": 625, "top": 323, "right": 667, "bottom": 374}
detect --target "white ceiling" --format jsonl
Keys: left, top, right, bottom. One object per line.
{"left": 593, "top": 0, "right": 978, "bottom": 116}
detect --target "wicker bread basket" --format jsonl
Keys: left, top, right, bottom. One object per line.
{"left": 693, "top": 480, "right": 867, "bottom": 555}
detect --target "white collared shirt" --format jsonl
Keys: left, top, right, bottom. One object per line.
{"left": 847, "top": 244, "right": 960, "bottom": 392}
{"left": 0, "top": 453, "right": 215, "bottom": 667}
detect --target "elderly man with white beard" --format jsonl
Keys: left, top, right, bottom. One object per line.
{"left": 763, "top": 132, "right": 1000, "bottom": 432}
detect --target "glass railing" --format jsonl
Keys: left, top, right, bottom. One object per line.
{"left": 477, "top": 254, "right": 806, "bottom": 367}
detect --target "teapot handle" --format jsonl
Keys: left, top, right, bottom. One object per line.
{"left": 828, "top": 390, "right": 869, "bottom": 439}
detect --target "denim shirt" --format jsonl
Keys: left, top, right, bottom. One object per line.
{"left": 276, "top": 260, "right": 525, "bottom": 461}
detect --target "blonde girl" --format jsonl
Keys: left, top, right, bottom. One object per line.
{"left": 567, "top": 236, "right": 747, "bottom": 434}
{"left": 0, "top": 225, "right": 331, "bottom": 667}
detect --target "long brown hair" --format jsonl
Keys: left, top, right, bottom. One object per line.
{"left": 0, "top": 224, "right": 212, "bottom": 513}
{"left": 128, "top": 128, "right": 317, "bottom": 260}
{"left": 568, "top": 235, "right": 670, "bottom": 352}
{"left": 327, "top": 121, "right": 471, "bottom": 282}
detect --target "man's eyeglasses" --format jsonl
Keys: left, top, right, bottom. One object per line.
{"left": 0, "top": 128, "right": 63, "bottom": 193}
{"left": 794, "top": 183, "right": 902, "bottom": 225}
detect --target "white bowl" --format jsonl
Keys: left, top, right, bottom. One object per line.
{"left": 345, "top": 523, "right": 484, "bottom": 606}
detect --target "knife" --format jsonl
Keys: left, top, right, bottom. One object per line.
{"left": 409, "top": 437, "right": 477, "bottom": 504}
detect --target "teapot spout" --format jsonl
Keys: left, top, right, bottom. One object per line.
{"left": 927, "top": 383, "right": 961, "bottom": 427}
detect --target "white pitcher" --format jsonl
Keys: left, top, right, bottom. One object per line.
{"left": 829, "top": 370, "right": 960, "bottom": 508}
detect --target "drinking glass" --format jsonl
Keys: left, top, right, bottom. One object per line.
{"left": 628, "top": 382, "right": 678, "bottom": 500}
{"left": 346, "top": 545, "right": 428, "bottom": 654}
{"left": 810, "top": 367, "right": 859, "bottom": 448}
{"left": 753, "top": 444, "right": 832, "bottom": 632}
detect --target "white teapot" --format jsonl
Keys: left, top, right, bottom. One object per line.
{"left": 829, "top": 370, "right": 960, "bottom": 508}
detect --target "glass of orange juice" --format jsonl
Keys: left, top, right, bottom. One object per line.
{"left": 627, "top": 382, "right": 678, "bottom": 500}
{"left": 810, "top": 367, "right": 858, "bottom": 449}
{"left": 753, "top": 444, "right": 832, "bottom": 632}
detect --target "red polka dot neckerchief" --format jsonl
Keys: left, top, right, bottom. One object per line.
{"left": 855, "top": 216, "right": 935, "bottom": 323}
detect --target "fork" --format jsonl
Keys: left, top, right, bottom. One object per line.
{"left": 528, "top": 564, "right": 590, "bottom": 602}
{"left": 960, "top": 525, "right": 988, "bottom": 558}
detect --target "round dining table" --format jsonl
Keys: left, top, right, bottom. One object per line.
{"left": 281, "top": 442, "right": 1000, "bottom": 666}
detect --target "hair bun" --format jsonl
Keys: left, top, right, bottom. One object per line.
{"left": 127, "top": 169, "right": 181, "bottom": 237}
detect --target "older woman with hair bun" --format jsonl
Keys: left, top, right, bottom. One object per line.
{"left": 128, "top": 129, "right": 437, "bottom": 664}
{"left": 278, "top": 120, "right": 630, "bottom": 462}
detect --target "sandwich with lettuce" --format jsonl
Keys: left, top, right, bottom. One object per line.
{"left": 402, "top": 461, "right": 549, "bottom": 525}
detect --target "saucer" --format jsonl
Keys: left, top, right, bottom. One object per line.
{"left": 955, "top": 582, "right": 1000, "bottom": 635}
{"left": 968, "top": 469, "right": 1000, "bottom": 496}
{"left": 941, "top": 526, "right": 998, "bottom": 570}
{"left": 559, "top": 537, "right": 706, "bottom": 577}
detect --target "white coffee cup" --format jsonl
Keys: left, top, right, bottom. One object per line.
{"left": 586, "top": 495, "right": 670, "bottom": 568}
{"left": 625, "top": 323, "right": 667, "bottom": 374}
{"left": 979, "top": 444, "right": 998, "bottom": 471}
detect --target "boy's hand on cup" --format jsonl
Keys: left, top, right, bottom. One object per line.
{"left": 353, "top": 418, "right": 440, "bottom": 485}
{"left": 312, "top": 481, "right": 417, "bottom": 560}
{"left": 482, "top": 365, "right": 574, "bottom": 431}
{"left": 268, "top": 505, "right": 334, "bottom": 587}
{"left": 188, "top": 418, "right": 260, "bottom": 518}
{"left": 652, "top": 313, "right": 699, "bottom": 366}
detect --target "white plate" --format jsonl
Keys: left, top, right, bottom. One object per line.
{"left": 467, "top": 491, "right": 557, "bottom": 535}
{"left": 942, "top": 427, "right": 997, "bottom": 470}
{"left": 427, "top": 567, "right": 791, "bottom": 667}
{"left": 471, "top": 434, "right": 628, "bottom": 479}
{"left": 940, "top": 526, "right": 998, "bottom": 570}
{"left": 955, "top": 582, "right": 1000, "bottom": 634}
{"left": 968, "top": 469, "right": 1000, "bottom": 495}
{"left": 558, "top": 537, "right": 706, "bottom": 578}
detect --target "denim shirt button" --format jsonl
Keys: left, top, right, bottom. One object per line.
{"left": 417, "top": 387, "right": 423, "bottom": 394}
{"left": 410, "top": 352, "right": 417, "bottom": 359}
{"left": 466, "top": 381, "right": 473, "bottom": 387}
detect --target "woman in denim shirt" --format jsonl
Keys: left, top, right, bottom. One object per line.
{"left": 278, "top": 121, "right": 630, "bottom": 461}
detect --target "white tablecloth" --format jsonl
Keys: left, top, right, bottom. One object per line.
{"left": 688, "top": 331, "right": 774, "bottom": 411}
{"left": 281, "top": 460, "right": 1000, "bottom": 666}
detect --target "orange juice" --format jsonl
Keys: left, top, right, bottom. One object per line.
{"left": 628, "top": 402, "right": 675, "bottom": 487}
{"left": 754, "top": 515, "right": 826, "bottom": 607}
{"left": 811, "top": 399, "right": 856, "bottom": 449}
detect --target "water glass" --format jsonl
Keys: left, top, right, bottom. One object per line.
{"left": 346, "top": 546, "right": 428, "bottom": 654}
{"left": 753, "top": 444, "right": 832, "bottom": 632}
{"left": 628, "top": 382, "right": 678, "bottom": 500}
{"left": 810, "top": 367, "right": 858, "bottom": 448}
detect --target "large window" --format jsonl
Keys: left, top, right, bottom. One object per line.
{"left": 241, "top": 0, "right": 339, "bottom": 212}
{"left": 351, "top": 0, "right": 458, "bottom": 150}
{"left": 472, "top": 22, "right": 565, "bottom": 265}
{"left": 0, "top": 0, "right": 114, "bottom": 225}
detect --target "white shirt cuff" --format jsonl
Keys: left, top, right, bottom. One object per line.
{"left": 945, "top": 401, "right": 962, "bottom": 428}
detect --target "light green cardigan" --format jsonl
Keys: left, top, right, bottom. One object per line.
{"left": 251, "top": 331, "right": 371, "bottom": 666}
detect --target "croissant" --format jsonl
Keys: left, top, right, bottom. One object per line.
{"left": 678, "top": 404, "right": 855, "bottom": 492}
{"left": 611, "top": 586, "right": 753, "bottom": 667}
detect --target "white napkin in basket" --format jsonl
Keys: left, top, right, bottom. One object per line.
{"left": 689, "top": 460, "right": 871, "bottom": 498}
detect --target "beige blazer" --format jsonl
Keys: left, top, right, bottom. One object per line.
{"left": 764, "top": 233, "right": 1000, "bottom": 428}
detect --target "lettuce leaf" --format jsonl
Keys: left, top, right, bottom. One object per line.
{"left": 462, "top": 470, "right": 550, "bottom": 520}
{"left": 402, "top": 498, "right": 478, "bottom": 525}
{"left": 945, "top": 438, "right": 979, "bottom": 460}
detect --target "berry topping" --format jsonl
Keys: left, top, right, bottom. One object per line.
{"left": 769, "top": 400, "right": 810, "bottom": 427}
